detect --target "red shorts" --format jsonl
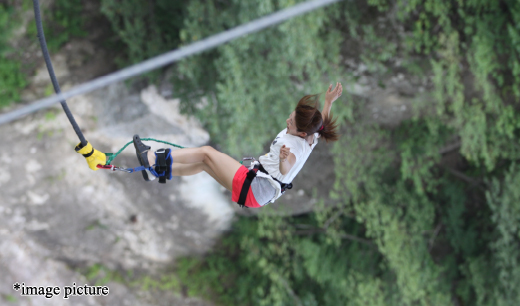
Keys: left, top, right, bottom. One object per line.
{"left": 232, "top": 166, "right": 261, "bottom": 208}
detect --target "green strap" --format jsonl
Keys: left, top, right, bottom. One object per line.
{"left": 106, "top": 138, "right": 185, "bottom": 165}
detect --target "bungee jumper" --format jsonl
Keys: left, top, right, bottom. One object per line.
{"left": 131, "top": 83, "right": 342, "bottom": 208}
{"left": 29, "top": 0, "right": 342, "bottom": 208}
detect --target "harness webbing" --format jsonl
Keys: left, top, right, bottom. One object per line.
{"left": 106, "top": 138, "right": 185, "bottom": 165}
{"left": 237, "top": 168, "right": 258, "bottom": 207}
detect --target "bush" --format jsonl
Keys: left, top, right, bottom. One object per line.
{"left": 0, "top": 3, "right": 27, "bottom": 108}
{"left": 0, "top": 57, "right": 27, "bottom": 107}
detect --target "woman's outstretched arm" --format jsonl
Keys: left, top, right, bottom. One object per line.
{"left": 322, "top": 82, "right": 343, "bottom": 120}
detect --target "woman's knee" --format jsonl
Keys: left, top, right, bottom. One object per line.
{"left": 200, "top": 146, "right": 217, "bottom": 163}
{"left": 200, "top": 162, "right": 210, "bottom": 173}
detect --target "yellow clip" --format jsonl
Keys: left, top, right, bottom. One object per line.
{"left": 75, "top": 141, "right": 106, "bottom": 171}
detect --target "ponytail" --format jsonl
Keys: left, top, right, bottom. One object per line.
{"left": 318, "top": 113, "right": 339, "bottom": 143}
{"left": 294, "top": 94, "right": 340, "bottom": 143}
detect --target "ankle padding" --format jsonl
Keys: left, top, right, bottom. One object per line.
{"left": 155, "top": 148, "right": 173, "bottom": 184}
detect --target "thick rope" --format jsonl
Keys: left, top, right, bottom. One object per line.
{"left": 106, "top": 138, "right": 185, "bottom": 165}
{"left": 0, "top": 0, "right": 342, "bottom": 125}
{"left": 32, "top": 0, "right": 87, "bottom": 146}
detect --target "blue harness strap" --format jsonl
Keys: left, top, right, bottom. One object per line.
{"left": 112, "top": 149, "right": 173, "bottom": 183}
{"left": 126, "top": 166, "right": 149, "bottom": 173}
{"left": 154, "top": 148, "right": 173, "bottom": 184}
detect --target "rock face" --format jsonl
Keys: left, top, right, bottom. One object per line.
{"left": 1, "top": 82, "right": 226, "bottom": 305}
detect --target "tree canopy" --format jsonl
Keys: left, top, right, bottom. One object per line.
{"left": 99, "top": 0, "right": 520, "bottom": 304}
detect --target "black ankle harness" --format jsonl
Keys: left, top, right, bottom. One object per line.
{"left": 152, "top": 148, "right": 173, "bottom": 184}
{"left": 237, "top": 162, "right": 293, "bottom": 208}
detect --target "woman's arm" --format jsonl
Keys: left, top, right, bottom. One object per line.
{"left": 323, "top": 82, "right": 343, "bottom": 120}
{"left": 279, "top": 145, "right": 296, "bottom": 175}
{"left": 322, "top": 100, "right": 332, "bottom": 121}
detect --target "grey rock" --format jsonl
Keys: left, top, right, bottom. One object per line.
{"left": 1, "top": 83, "right": 223, "bottom": 306}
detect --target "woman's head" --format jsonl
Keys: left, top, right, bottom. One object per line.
{"left": 286, "top": 94, "right": 339, "bottom": 142}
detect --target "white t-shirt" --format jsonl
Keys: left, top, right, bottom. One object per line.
{"left": 257, "top": 128, "right": 319, "bottom": 202}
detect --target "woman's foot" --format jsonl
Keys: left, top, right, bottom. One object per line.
{"left": 133, "top": 134, "right": 156, "bottom": 181}
{"left": 147, "top": 150, "right": 155, "bottom": 167}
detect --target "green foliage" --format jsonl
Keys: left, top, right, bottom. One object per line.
{"left": 45, "top": 110, "right": 59, "bottom": 121}
{"left": 172, "top": 0, "right": 344, "bottom": 156}
{"left": 26, "top": 0, "right": 88, "bottom": 51}
{"left": 0, "top": 3, "right": 27, "bottom": 108}
{"left": 100, "top": 0, "right": 186, "bottom": 68}
{"left": 136, "top": 273, "right": 181, "bottom": 292}
{"left": 394, "top": 118, "right": 453, "bottom": 195}
{"left": 334, "top": 123, "right": 452, "bottom": 304}
{"left": 0, "top": 57, "right": 27, "bottom": 106}
{"left": 392, "top": 0, "right": 520, "bottom": 169}
{"left": 331, "top": 121, "right": 394, "bottom": 203}
{"left": 0, "top": 0, "right": 86, "bottom": 109}
{"left": 100, "top": 0, "right": 520, "bottom": 305}
{"left": 82, "top": 263, "right": 182, "bottom": 295}
{"left": 175, "top": 219, "right": 261, "bottom": 304}
{"left": 43, "top": 83, "right": 54, "bottom": 97}
{"left": 0, "top": 4, "right": 15, "bottom": 55}
{"left": 485, "top": 163, "right": 520, "bottom": 306}
{"left": 2, "top": 294, "right": 16, "bottom": 303}
{"left": 176, "top": 209, "right": 387, "bottom": 306}
{"left": 43, "top": 0, "right": 88, "bottom": 52}
{"left": 83, "top": 263, "right": 123, "bottom": 286}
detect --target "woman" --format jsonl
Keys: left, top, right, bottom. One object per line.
{"left": 133, "top": 82, "right": 342, "bottom": 208}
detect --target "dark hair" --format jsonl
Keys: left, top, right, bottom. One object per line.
{"left": 294, "top": 94, "right": 339, "bottom": 143}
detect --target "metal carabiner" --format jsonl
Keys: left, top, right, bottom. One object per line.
{"left": 241, "top": 157, "right": 257, "bottom": 169}
{"left": 115, "top": 167, "right": 134, "bottom": 173}
{"left": 97, "top": 164, "right": 133, "bottom": 173}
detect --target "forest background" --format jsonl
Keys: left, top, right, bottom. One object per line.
{"left": 2, "top": 0, "right": 520, "bottom": 305}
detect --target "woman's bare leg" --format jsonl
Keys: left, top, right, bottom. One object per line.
{"left": 170, "top": 162, "right": 203, "bottom": 176}
{"left": 169, "top": 162, "right": 227, "bottom": 189}
{"left": 147, "top": 146, "right": 242, "bottom": 191}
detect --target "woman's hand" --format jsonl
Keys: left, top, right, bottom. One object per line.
{"left": 279, "top": 145, "right": 296, "bottom": 175}
{"left": 279, "top": 145, "right": 290, "bottom": 162}
{"left": 325, "top": 82, "right": 343, "bottom": 104}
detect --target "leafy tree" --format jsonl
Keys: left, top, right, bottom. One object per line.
{"left": 486, "top": 163, "right": 520, "bottom": 306}
{"left": 93, "top": 0, "right": 520, "bottom": 305}
{"left": 170, "top": 0, "right": 344, "bottom": 156}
